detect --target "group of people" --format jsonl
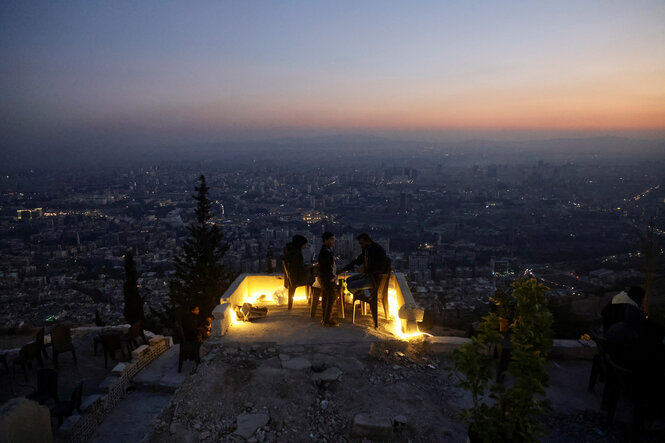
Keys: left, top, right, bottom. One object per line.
{"left": 282, "top": 232, "right": 390, "bottom": 328}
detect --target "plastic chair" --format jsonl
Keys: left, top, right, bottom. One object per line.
{"left": 99, "top": 334, "right": 127, "bottom": 368}
{"left": 50, "top": 382, "right": 82, "bottom": 425}
{"left": 361, "top": 273, "right": 391, "bottom": 328}
{"left": 282, "top": 259, "right": 312, "bottom": 310}
{"left": 122, "top": 320, "right": 148, "bottom": 351}
{"left": 35, "top": 327, "right": 49, "bottom": 359}
{"left": 376, "top": 273, "right": 391, "bottom": 320}
{"left": 26, "top": 368, "right": 59, "bottom": 405}
{"left": 50, "top": 325, "right": 77, "bottom": 369}
{"left": 351, "top": 294, "right": 369, "bottom": 325}
{"left": 12, "top": 342, "right": 44, "bottom": 381}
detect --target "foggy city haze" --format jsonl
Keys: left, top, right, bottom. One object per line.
{"left": 1, "top": 2, "right": 665, "bottom": 442}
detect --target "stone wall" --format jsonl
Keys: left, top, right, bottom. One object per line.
{"left": 425, "top": 335, "right": 597, "bottom": 360}
{"left": 57, "top": 335, "right": 173, "bottom": 443}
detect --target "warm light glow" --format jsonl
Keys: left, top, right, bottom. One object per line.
{"left": 224, "top": 274, "right": 422, "bottom": 340}
{"left": 387, "top": 287, "right": 423, "bottom": 340}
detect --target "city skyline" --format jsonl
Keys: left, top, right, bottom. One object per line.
{"left": 1, "top": 1, "right": 664, "bottom": 152}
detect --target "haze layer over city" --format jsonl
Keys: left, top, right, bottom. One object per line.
{"left": 0, "top": 2, "right": 665, "bottom": 441}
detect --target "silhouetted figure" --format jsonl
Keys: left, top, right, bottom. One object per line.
{"left": 282, "top": 234, "right": 316, "bottom": 309}
{"left": 181, "top": 305, "right": 204, "bottom": 343}
{"left": 342, "top": 233, "right": 391, "bottom": 328}
{"left": 603, "top": 286, "right": 665, "bottom": 439}
{"left": 318, "top": 232, "right": 339, "bottom": 327}
{"left": 283, "top": 235, "right": 315, "bottom": 285}
{"left": 604, "top": 287, "right": 665, "bottom": 369}
{"left": 178, "top": 304, "right": 203, "bottom": 372}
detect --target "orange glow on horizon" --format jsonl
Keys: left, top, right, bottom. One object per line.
{"left": 179, "top": 73, "right": 665, "bottom": 133}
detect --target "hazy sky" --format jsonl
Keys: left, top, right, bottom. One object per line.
{"left": 1, "top": 1, "right": 664, "bottom": 149}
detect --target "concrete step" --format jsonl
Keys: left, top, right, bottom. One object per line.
{"left": 90, "top": 391, "right": 172, "bottom": 443}
{"left": 133, "top": 345, "right": 189, "bottom": 393}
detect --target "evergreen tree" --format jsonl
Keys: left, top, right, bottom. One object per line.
{"left": 123, "top": 251, "right": 145, "bottom": 324}
{"left": 171, "top": 174, "right": 229, "bottom": 318}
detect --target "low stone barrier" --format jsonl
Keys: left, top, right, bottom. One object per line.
{"left": 550, "top": 339, "right": 597, "bottom": 360}
{"left": 424, "top": 336, "right": 597, "bottom": 360}
{"left": 57, "top": 335, "right": 173, "bottom": 443}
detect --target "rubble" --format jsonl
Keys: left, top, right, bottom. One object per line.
{"left": 147, "top": 340, "right": 465, "bottom": 443}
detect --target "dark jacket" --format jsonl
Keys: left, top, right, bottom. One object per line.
{"left": 283, "top": 242, "right": 310, "bottom": 287}
{"left": 318, "top": 245, "right": 336, "bottom": 289}
{"left": 181, "top": 312, "right": 202, "bottom": 342}
{"left": 343, "top": 241, "right": 390, "bottom": 275}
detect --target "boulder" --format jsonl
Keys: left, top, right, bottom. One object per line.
{"left": 281, "top": 357, "right": 311, "bottom": 370}
{"left": 234, "top": 413, "right": 270, "bottom": 439}
{"left": 351, "top": 413, "right": 393, "bottom": 440}
{"left": 311, "top": 367, "right": 342, "bottom": 382}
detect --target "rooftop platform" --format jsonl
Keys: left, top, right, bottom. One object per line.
{"left": 207, "top": 303, "right": 398, "bottom": 346}
{"left": 211, "top": 273, "right": 425, "bottom": 341}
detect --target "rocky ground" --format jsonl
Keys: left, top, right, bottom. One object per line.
{"left": 148, "top": 339, "right": 469, "bottom": 442}
{"left": 146, "top": 336, "right": 665, "bottom": 443}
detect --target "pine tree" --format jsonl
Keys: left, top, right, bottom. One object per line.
{"left": 171, "top": 174, "right": 229, "bottom": 318}
{"left": 123, "top": 251, "right": 144, "bottom": 324}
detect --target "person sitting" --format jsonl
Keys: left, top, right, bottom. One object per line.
{"left": 342, "top": 233, "right": 391, "bottom": 328}
{"left": 282, "top": 234, "right": 316, "bottom": 310}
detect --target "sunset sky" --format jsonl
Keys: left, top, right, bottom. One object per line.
{"left": 1, "top": 0, "right": 664, "bottom": 148}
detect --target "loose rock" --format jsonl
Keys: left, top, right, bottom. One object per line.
{"left": 234, "top": 413, "right": 270, "bottom": 439}
{"left": 351, "top": 413, "right": 393, "bottom": 440}
{"left": 311, "top": 367, "right": 342, "bottom": 382}
{"left": 281, "top": 357, "right": 312, "bottom": 370}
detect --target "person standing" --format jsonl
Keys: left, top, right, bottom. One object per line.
{"left": 181, "top": 304, "right": 204, "bottom": 343}
{"left": 318, "top": 232, "right": 339, "bottom": 327}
